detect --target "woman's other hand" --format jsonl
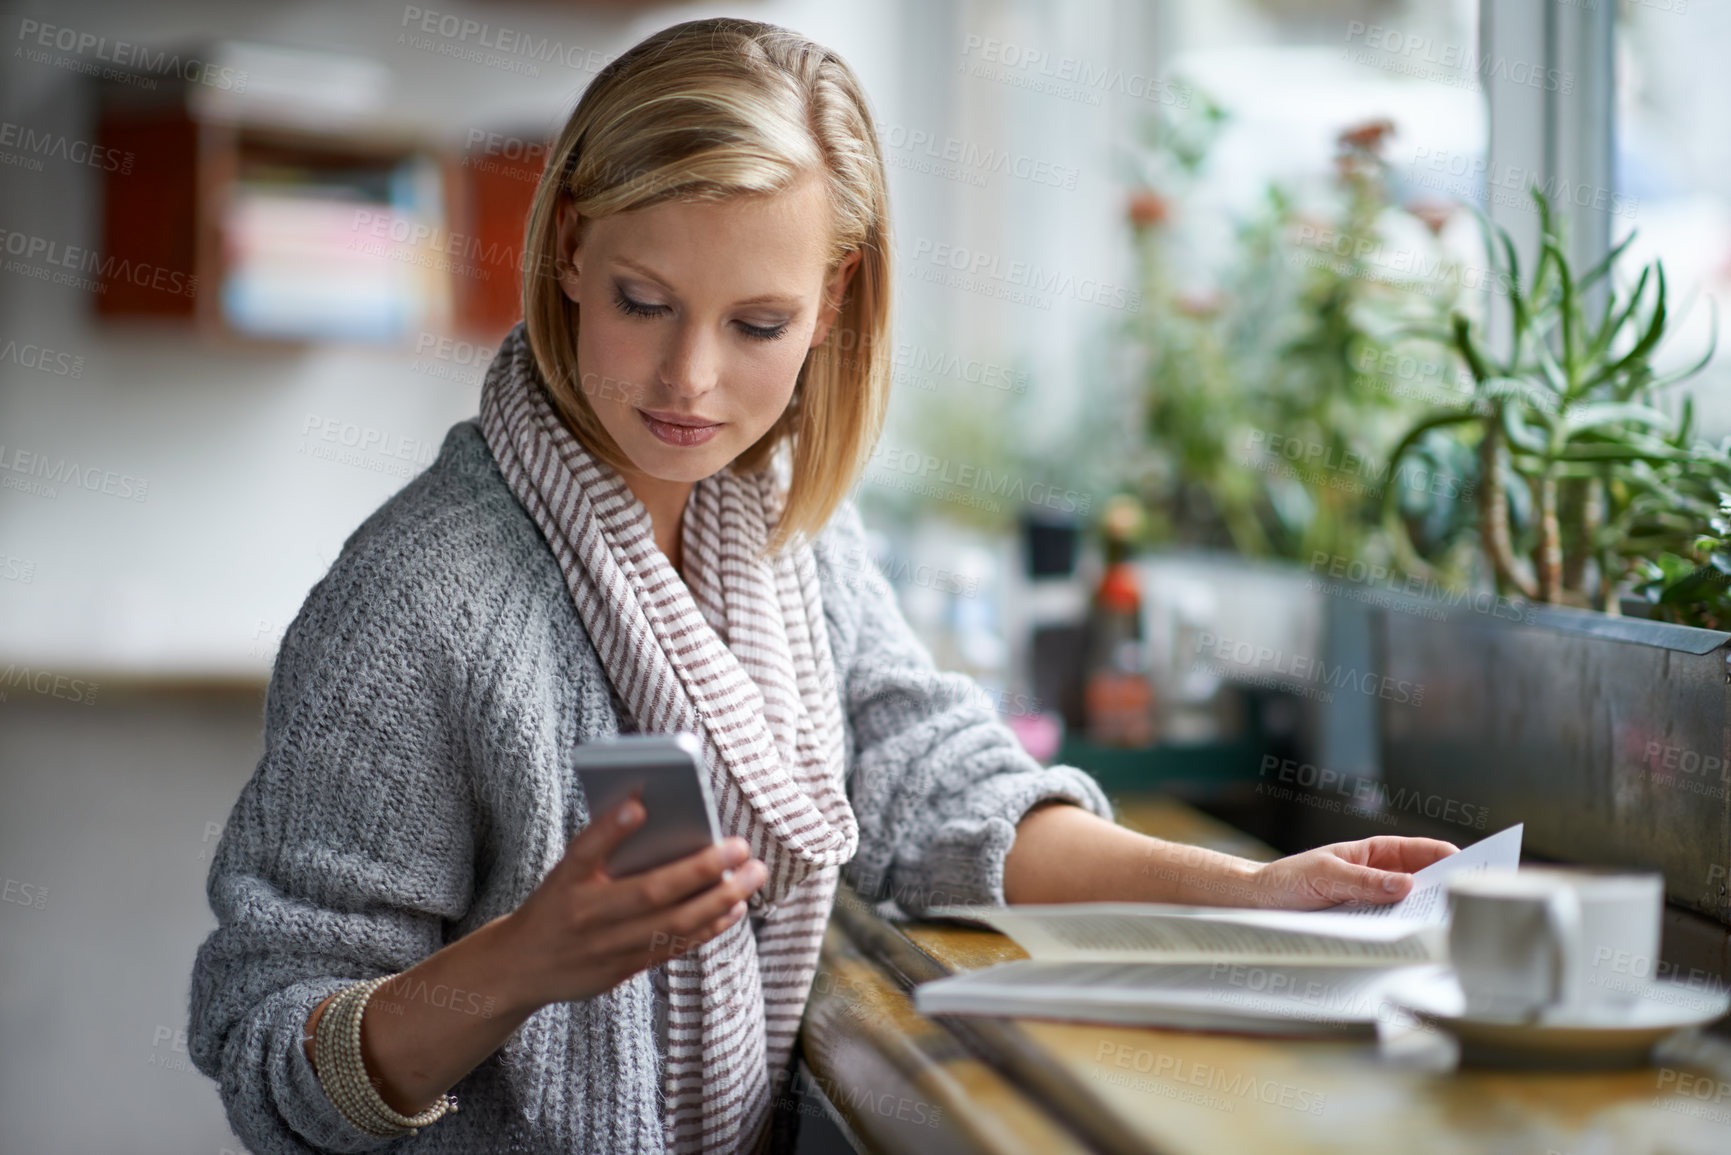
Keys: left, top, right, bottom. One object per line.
{"left": 497, "top": 797, "right": 769, "bottom": 1009}
{"left": 1247, "top": 836, "right": 1460, "bottom": 910}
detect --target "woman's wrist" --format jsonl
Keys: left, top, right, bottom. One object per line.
{"left": 473, "top": 911, "right": 552, "bottom": 1021}
{"left": 301, "top": 916, "right": 538, "bottom": 1066}
{"left": 300, "top": 913, "right": 548, "bottom": 1123}
{"left": 1153, "top": 848, "right": 1264, "bottom": 907}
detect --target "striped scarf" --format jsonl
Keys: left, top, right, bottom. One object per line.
{"left": 478, "top": 323, "right": 857, "bottom": 1153}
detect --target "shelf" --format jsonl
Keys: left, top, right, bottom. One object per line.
{"left": 92, "top": 59, "right": 541, "bottom": 348}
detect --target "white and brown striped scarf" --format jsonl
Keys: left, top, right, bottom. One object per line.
{"left": 478, "top": 323, "right": 857, "bottom": 1154}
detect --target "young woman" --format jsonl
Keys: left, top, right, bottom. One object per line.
{"left": 188, "top": 17, "right": 1456, "bottom": 1155}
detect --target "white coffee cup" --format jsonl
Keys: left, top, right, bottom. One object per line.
{"left": 1446, "top": 867, "right": 1663, "bottom": 1022}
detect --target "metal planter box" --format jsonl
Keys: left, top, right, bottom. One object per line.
{"left": 1376, "top": 600, "right": 1731, "bottom": 923}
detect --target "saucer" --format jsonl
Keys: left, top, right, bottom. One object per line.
{"left": 1380, "top": 965, "right": 1731, "bottom": 1069}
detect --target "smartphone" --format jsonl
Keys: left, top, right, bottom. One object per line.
{"left": 572, "top": 732, "right": 722, "bottom": 877}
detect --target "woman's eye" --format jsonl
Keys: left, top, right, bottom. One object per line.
{"left": 612, "top": 287, "right": 665, "bottom": 319}
{"left": 613, "top": 285, "right": 788, "bottom": 342}
{"left": 738, "top": 321, "right": 790, "bottom": 342}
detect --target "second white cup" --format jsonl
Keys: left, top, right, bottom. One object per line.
{"left": 1446, "top": 867, "right": 1663, "bottom": 1022}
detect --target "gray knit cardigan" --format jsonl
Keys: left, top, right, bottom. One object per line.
{"left": 187, "top": 417, "right": 1113, "bottom": 1154}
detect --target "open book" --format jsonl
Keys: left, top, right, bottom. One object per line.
{"left": 912, "top": 824, "right": 1521, "bottom": 1036}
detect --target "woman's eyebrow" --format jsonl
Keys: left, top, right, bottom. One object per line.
{"left": 611, "top": 256, "right": 804, "bottom": 309}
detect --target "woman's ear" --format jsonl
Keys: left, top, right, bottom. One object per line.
{"left": 809, "top": 249, "right": 862, "bottom": 349}
{"left": 553, "top": 197, "right": 586, "bottom": 307}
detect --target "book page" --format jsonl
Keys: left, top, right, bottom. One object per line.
{"left": 930, "top": 903, "right": 1443, "bottom": 965}
{"left": 916, "top": 959, "right": 1429, "bottom": 1026}
{"left": 1332, "top": 823, "right": 1523, "bottom": 923}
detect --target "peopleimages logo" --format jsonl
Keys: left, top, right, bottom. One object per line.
{"left": 958, "top": 36, "right": 1191, "bottom": 109}
{"left": 299, "top": 414, "right": 437, "bottom": 482}
{"left": 867, "top": 445, "right": 1092, "bottom": 516}
{"left": 1192, "top": 631, "right": 1425, "bottom": 706}
{"left": 891, "top": 342, "right": 1028, "bottom": 394}
{"left": 0, "top": 338, "right": 84, "bottom": 377}
{"left": 0, "top": 228, "right": 198, "bottom": 298}
{"left": 876, "top": 121, "right": 1080, "bottom": 190}
{"left": 0, "top": 664, "right": 100, "bottom": 706}
{"left": 1241, "top": 428, "right": 1474, "bottom": 503}
{"left": 1342, "top": 22, "right": 1573, "bottom": 95}
{"left": 906, "top": 238, "right": 1141, "bottom": 312}
{"left": 1258, "top": 755, "right": 1489, "bottom": 829}
{"left": 1407, "top": 146, "right": 1639, "bottom": 220}
{"left": 1, "top": 877, "right": 48, "bottom": 910}
{"left": 0, "top": 442, "right": 147, "bottom": 502}
{"left": 16, "top": 19, "right": 249, "bottom": 90}
{"left": 398, "top": 7, "right": 616, "bottom": 76}
{"left": 1092, "top": 1041, "right": 1327, "bottom": 1115}
{"left": 0, "top": 121, "right": 133, "bottom": 173}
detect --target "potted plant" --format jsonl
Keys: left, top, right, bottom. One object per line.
{"left": 1621, "top": 435, "right": 1731, "bottom": 628}
{"left": 1381, "top": 187, "right": 1719, "bottom": 616}
{"left": 1122, "top": 101, "right": 1460, "bottom": 567}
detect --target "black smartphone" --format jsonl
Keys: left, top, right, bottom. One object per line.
{"left": 572, "top": 732, "right": 722, "bottom": 876}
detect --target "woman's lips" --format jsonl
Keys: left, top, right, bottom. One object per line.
{"left": 637, "top": 408, "right": 722, "bottom": 447}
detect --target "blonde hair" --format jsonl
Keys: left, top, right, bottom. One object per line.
{"left": 520, "top": 17, "right": 892, "bottom": 554}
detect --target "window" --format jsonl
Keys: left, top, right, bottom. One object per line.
{"left": 1614, "top": 1, "right": 1729, "bottom": 435}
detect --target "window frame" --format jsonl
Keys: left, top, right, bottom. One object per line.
{"left": 1480, "top": 0, "right": 1616, "bottom": 350}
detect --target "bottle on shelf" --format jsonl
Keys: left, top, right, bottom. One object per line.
{"left": 1082, "top": 496, "right": 1156, "bottom": 748}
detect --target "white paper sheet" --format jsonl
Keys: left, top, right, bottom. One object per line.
{"left": 1334, "top": 823, "right": 1523, "bottom": 923}
{"left": 927, "top": 902, "right": 1445, "bottom": 965}
{"left": 914, "top": 958, "right": 1433, "bottom": 1034}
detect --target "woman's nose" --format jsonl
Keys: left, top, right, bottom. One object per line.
{"left": 659, "top": 322, "right": 720, "bottom": 398}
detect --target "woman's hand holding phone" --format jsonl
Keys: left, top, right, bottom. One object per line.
{"left": 301, "top": 797, "right": 766, "bottom": 1120}
{"left": 495, "top": 796, "right": 769, "bottom": 1008}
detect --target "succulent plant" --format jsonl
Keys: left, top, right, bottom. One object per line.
{"left": 1383, "top": 187, "right": 1719, "bottom": 615}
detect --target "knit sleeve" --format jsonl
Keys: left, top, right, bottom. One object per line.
{"left": 187, "top": 539, "right": 480, "bottom": 1154}
{"left": 813, "top": 502, "right": 1113, "bottom": 917}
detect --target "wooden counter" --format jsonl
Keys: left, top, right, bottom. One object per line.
{"left": 798, "top": 796, "right": 1731, "bottom": 1155}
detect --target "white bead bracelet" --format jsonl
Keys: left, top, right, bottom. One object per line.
{"left": 312, "top": 975, "right": 458, "bottom": 1138}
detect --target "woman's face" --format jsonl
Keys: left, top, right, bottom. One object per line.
{"left": 554, "top": 174, "right": 861, "bottom": 487}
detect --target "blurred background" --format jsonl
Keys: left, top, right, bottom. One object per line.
{"left": 4, "top": 0, "right": 1730, "bottom": 1151}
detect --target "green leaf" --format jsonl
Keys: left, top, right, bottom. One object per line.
{"left": 1585, "top": 265, "right": 1670, "bottom": 393}
{"left": 1530, "top": 332, "right": 1571, "bottom": 398}
{"left": 1649, "top": 298, "right": 1718, "bottom": 393}
{"left": 1561, "top": 402, "right": 1679, "bottom": 437}
{"left": 1481, "top": 375, "right": 1561, "bottom": 417}
{"left": 1590, "top": 265, "right": 1651, "bottom": 364}
{"left": 1451, "top": 312, "right": 1494, "bottom": 384}
{"left": 1496, "top": 228, "right": 1529, "bottom": 365}
{"left": 1547, "top": 239, "right": 1577, "bottom": 375}
{"left": 1380, "top": 409, "right": 1484, "bottom": 523}
{"left": 1551, "top": 443, "right": 1686, "bottom": 464}
{"left": 1502, "top": 404, "right": 1549, "bottom": 453}
{"left": 1578, "top": 229, "right": 1639, "bottom": 294}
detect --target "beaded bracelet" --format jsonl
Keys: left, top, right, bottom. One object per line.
{"left": 311, "top": 975, "right": 459, "bottom": 1138}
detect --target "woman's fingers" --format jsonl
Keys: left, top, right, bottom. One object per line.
{"left": 1338, "top": 835, "right": 1461, "bottom": 874}
{"left": 1302, "top": 836, "right": 1462, "bottom": 906}
{"left": 1382, "top": 836, "right": 1460, "bottom": 872}
{"left": 593, "top": 858, "right": 768, "bottom": 969}
{"left": 1256, "top": 848, "right": 1413, "bottom": 908}
{"left": 1249, "top": 836, "right": 1466, "bottom": 910}
{"left": 504, "top": 819, "right": 764, "bottom": 1006}
{"left": 552, "top": 796, "right": 647, "bottom": 884}
{"left": 583, "top": 836, "right": 753, "bottom": 925}
{"left": 1314, "top": 854, "right": 1413, "bottom": 905}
